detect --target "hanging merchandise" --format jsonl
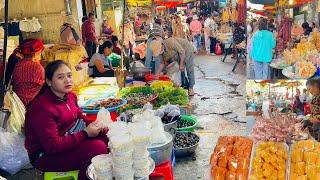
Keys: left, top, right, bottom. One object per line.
{"left": 222, "top": 7, "right": 231, "bottom": 23}
{"left": 276, "top": 16, "right": 292, "bottom": 54}
{"left": 19, "top": 17, "right": 42, "bottom": 33}
{"left": 237, "top": 0, "right": 246, "bottom": 24}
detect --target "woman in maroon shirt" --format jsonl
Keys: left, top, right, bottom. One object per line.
{"left": 25, "top": 60, "right": 108, "bottom": 180}
{"left": 5, "top": 39, "right": 45, "bottom": 107}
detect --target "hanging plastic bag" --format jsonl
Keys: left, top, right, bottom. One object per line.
{"left": 96, "top": 108, "right": 112, "bottom": 127}
{"left": 143, "top": 102, "right": 153, "bottom": 111}
{"left": 0, "top": 128, "right": 29, "bottom": 175}
{"left": 215, "top": 43, "right": 223, "bottom": 55}
{"left": 3, "top": 89, "right": 26, "bottom": 134}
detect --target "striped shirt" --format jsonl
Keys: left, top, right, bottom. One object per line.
{"left": 12, "top": 60, "right": 45, "bottom": 106}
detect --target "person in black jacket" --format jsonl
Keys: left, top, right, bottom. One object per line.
{"left": 302, "top": 22, "right": 312, "bottom": 36}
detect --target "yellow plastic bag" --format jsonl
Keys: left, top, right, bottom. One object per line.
{"left": 3, "top": 90, "right": 26, "bottom": 134}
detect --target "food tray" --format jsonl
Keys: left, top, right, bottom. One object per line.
{"left": 270, "top": 61, "right": 290, "bottom": 69}
{"left": 282, "top": 66, "right": 314, "bottom": 79}
{"left": 208, "top": 136, "right": 254, "bottom": 180}
{"left": 87, "top": 157, "right": 155, "bottom": 180}
{"left": 81, "top": 98, "right": 127, "bottom": 114}
{"left": 288, "top": 140, "right": 320, "bottom": 179}
{"left": 248, "top": 142, "right": 289, "bottom": 180}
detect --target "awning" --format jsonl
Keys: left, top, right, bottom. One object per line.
{"left": 127, "top": 0, "right": 152, "bottom": 7}
{"left": 155, "top": 0, "right": 184, "bottom": 8}
{"left": 248, "top": 0, "right": 274, "bottom": 5}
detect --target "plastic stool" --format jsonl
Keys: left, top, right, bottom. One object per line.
{"left": 150, "top": 161, "right": 174, "bottom": 180}
{"left": 44, "top": 170, "right": 79, "bottom": 180}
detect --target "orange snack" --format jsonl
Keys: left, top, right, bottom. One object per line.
{"left": 218, "top": 155, "right": 228, "bottom": 168}
{"left": 226, "top": 171, "right": 236, "bottom": 180}
{"left": 211, "top": 167, "right": 227, "bottom": 180}
{"left": 304, "top": 151, "right": 318, "bottom": 165}
{"left": 210, "top": 153, "right": 219, "bottom": 166}
{"left": 235, "top": 168, "right": 248, "bottom": 180}
{"left": 291, "top": 148, "right": 304, "bottom": 163}
{"left": 228, "top": 156, "right": 238, "bottom": 172}
{"left": 237, "top": 157, "right": 250, "bottom": 170}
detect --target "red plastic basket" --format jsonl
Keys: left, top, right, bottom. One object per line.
{"left": 86, "top": 111, "right": 119, "bottom": 123}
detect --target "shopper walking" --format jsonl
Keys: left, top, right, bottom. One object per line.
{"left": 189, "top": 15, "right": 202, "bottom": 54}
{"left": 81, "top": 13, "right": 98, "bottom": 59}
{"left": 172, "top": 16, "right": 188, "bottom": 39}
{"left": 251, "top": 18, "right": 276, "bottom": 79}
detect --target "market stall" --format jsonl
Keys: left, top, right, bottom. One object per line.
{"left": 208, "top": 79, "right": 320, "bottom": 180}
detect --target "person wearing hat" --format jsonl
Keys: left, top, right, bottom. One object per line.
{"left": 145, "top": 28, "right": 163, "bottom": 73}
{"left": 5, "top": 39, "right": 45, "bottom": 106}
{"left": 157, "top": 37, "right": 196, "bottom": 96}
{"left": 60, "top": 16, "right": 81, "bottom": 45}
{"left": 189, "top": 15, "right": 202, "bottom": 54}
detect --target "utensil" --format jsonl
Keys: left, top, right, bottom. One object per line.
{"left": 148, "top": 132, "right": 173, "bottom": 166}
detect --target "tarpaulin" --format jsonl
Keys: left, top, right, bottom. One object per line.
{"left": 155, "top": 0, "right": 183, "bottom": 8}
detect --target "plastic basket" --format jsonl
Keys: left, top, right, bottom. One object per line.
{"left": 177, "top": 115, "right": 198, "bottom": 132}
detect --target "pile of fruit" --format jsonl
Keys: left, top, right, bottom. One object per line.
{"left": 290, "top": 140, "right": 320, "bottom": 179}
{"left": 85, "top": 98, "right": 122, "bottom": 110}
{"left": 310, "top": 31, "right": 320, "bottom": 52}
{"left": 250, "top": 142, "right": 288, "bottom": 179}
{"left": 210, "top": 136, "right": 252, "bottom": 180}
{"left": 173, "top": 132, "right": 199, "bottom": 149}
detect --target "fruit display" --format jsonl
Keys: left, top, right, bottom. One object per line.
{"left": 85, "top": 98, "right": 122, "bottom": 110}
{"left": 210, "top": 136, "right": 253, "bottom": 180}
{"left": 290, "top": 140, "right": 320, "bottom": 180}
{"left": 251, "top": 114, "right": 306, "bottom": 143}
{"left": 250, "top": 142, "right": 288, "bottom": 180}
{"left": 173, "top": 132, "right": 199, "bottom": 149}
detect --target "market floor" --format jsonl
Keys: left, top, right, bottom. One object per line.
{"left": 173, "top": 54, "right": 248, "bottom": 180}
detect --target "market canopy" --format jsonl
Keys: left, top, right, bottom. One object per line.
{"left": 127, "top": 0, "right": 152, "bottom": 7}
{"left": 154, "top": 0, "right": 184, "bottom": 8}
{"left": 249, "top": 0, "right": 316, "bottom": 6}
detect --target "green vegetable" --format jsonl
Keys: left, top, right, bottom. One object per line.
{"left": 154, "top": 87, "right": 188, "bottom": 107}
{"left": 119, "top": 86, "right": 153, "bottom": 97}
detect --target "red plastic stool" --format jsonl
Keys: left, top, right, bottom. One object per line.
{"left": 86, "top": 111, "right": 119, "bottom": 122}
{"left": 150, "top": 161, "right": 174, "bottom": 180}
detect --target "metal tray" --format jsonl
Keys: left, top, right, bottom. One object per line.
{"left": 87, "top": 157, "right": 155, "bottom": 180}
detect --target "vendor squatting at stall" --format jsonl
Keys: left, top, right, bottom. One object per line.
{"left": 5, "top": 39, "right": 45, "bottom": 107}
{"left": 157, "top": 37, "right": 195, "bottom": 96}
{"left": 25, "top": 60, "right": 109, "bottom": 180}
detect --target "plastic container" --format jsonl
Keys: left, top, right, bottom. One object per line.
{"left": 109, "top": 134, "right": 133, "bottom": 153}
{"left": 91, "top": 154, "right": 112, "bottom": 172}
{"left": 177, "top": 115, "right": 198, "bottom": 132}
{"left": 133, "top": 148, "right": 149, "bottom": 160}
{"left": 112, "top": 152, "right": 133, "bottom": 165}
{"left": 113, "top": 169, "right": 134, "bottom": 180}
{"left": 133, "top": 158, "right": 150, "bottom": 170}
{"left": 131, "top": 130, "right": 151, "bottom": 146}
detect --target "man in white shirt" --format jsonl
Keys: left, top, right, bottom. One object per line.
{"left": 204, "top": 14, "right": 218, "bottom": 55}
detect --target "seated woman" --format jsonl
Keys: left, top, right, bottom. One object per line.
{"left": 88, "top": 41, "right": 114, "bottom": 77}
{"left": 25, "top": 60, "right": 108, "bottom": 180}
{"left": 5, "top": 38, "right": 45, "bottom": 107}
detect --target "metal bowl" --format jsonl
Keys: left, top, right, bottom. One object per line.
{"left": 131, "top": 67, "right": 151, "bottom": 80}
{"left": 174, "top": 132, "right": 200, "bottom": 158}
{"left": 148, "top": 132, "right": 173, "bottom": 166}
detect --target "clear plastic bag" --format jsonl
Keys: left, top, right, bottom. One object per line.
{"left": 143, "top": 102, "right": 153, "bottom": 111}
{"left": 0, "top": 128, "right": 30, "bottom": 175}
{"left": 96, "top": 108, "right": 112, "bottom": 127}
{"left": 154, "top": 108, "right": 165, "bottom": 118}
